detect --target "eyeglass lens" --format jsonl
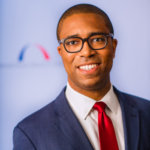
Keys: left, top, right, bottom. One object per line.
{"left": 64, "top": 34, "right": 107, "bottom": 52}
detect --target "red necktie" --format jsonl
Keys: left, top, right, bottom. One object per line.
{"left": 93, "top": 102, "right": 119, "bottom": 150}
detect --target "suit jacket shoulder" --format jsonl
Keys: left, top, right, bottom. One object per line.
{"left": 114, "top": 87, "right": 150, "bottom": 113}
{"left": 114, "top": 87, "right": 150, "bottom": 150}
{"left": 13, "top": 87, "right": 94, "bottom": 150}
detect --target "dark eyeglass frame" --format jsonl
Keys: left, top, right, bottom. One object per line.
{"left": 58, "top": 33, "right": 114, "bottom": 53}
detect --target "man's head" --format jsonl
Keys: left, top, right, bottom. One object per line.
{"left": 57, "top": 4, "right": 117, "bottom": 100}
{"left": 57, "top": 4, "right": 114, "bottom": 41}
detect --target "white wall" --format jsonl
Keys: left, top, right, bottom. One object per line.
{"left": 0, "top": 0, "right": 150, "bottom": 149}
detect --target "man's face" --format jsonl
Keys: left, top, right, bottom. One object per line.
{"left": 57, "top": 13, "right": 117, "bottom": 93}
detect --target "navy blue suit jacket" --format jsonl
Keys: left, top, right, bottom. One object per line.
{"left": 13, "top": 87, "right": 150, "bottom": 150}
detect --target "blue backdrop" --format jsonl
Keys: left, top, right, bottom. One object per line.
{"left": 0, "top": 0, "right": 150, "bottom": 149}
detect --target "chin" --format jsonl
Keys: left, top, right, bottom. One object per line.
{"left": 78, "top": 81, "right": 103, "bottom": 91}
{"left": 79, "top": 76, "right": 110, "bottom": 91}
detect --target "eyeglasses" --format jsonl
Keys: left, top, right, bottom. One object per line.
{"left": 59, "top": 33, "right": 113, "bottom": 53}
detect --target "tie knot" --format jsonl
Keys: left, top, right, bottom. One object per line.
{"left": 93, "top": 102, "right": 106, "bottom": 113}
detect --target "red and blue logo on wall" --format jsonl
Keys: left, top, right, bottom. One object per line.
{"left": 18, "top": 44, "right": 50, "bottom": 62}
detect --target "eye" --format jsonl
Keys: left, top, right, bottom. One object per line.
{"left": 65, "top": 40, "right": 79, "bottom": 46}
{"left": 65, "top": 37, "right": 81, "bottom": 46}
{"left": 92, "top": 37, "right": 105, "bottom": 43}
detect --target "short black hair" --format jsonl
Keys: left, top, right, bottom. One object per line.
{"left": 56, "top": 3, "right": 114, "bottom": 41}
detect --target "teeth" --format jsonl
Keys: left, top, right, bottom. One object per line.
{"left": 79, "top": 64, "right": 97, "bottom": 71}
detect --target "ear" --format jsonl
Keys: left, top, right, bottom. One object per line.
{"left": 112, "top": 39, "right": 117, "bottom": 58}
{"left": 57, "top": 45, "right": 62, "bottom": 56}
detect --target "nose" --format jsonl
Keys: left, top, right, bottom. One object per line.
{"left": 79, "top": 41, "right": 96, "bottom": 57}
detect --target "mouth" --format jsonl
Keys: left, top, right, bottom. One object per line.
{"left": 79, "top": 64, "right": 98, "bottom": 70}
{"left": 78, "top": 63, "right": 100, "bottom": 72}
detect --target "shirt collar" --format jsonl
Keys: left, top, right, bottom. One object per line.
{"left": 99, "top": 86, "right": 119, "bottom": 114}
{"left": 65, "top": 83, "right": 119, "bottom": 120}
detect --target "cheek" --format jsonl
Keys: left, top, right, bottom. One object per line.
{"left": 101, "top": 51, "right": 114, "bottom": 68}
{"left": 61, "top": 53, "right": 75, "bottom": 74}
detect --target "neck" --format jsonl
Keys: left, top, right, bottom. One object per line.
{"left": 68, "top": 81, "right": 111, "bottom": 101}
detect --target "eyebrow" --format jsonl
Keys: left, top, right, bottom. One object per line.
{"left": 64, "top": 32, "right": 109, "bottom": 39}
{"left": 90, "top": 32, "right": 108, "bottom": 36}
{"left": 64, "top": 34, "right": 79, "bottom": 39}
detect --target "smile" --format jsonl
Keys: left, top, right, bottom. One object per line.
{"left": 79, "top": 64, "right": 99, "bottom": 71}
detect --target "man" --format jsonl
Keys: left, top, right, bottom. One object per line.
{"left": 13, "top": 4, "right": 150, "bottom": 150}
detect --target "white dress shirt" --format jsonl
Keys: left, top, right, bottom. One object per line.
{"left": 65, "top": 83, "right": 125, "bottom": 150}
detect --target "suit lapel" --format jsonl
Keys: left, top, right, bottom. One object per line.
{"left": 54, "top": 88, "right": 94, "bottom": 150}
{"left": 114, "top": 88, "right": 140, "bottom": 150}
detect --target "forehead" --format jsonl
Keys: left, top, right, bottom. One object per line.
{"left": 59, "top": 13, "right": 109, "bottom": 39}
